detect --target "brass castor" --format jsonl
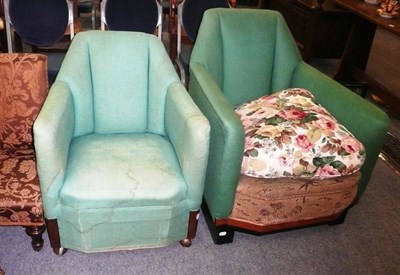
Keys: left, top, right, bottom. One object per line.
{"left": 179, "top": 239, "right": 192, "bottom": 247}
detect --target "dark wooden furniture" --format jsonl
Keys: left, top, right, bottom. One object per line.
{"left": 334, "top": 0, "right": 400, "bottom": 112}
{"left": 261, "top": 0, "right": 353, "bottom": 61}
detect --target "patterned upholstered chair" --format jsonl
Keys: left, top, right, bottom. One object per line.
{"left": 0, "top": 53, "right": 48, "bottom": 250}
{"left": 188, "top": 9, "right": 390, "bottom": 244}
{"left": 33, "top": 31, "right": 210, "bottom": 255}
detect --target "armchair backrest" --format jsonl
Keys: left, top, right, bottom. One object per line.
{"left": 190, "top": 8, "right": 303, "bottom": 106}
{"left": 55, "top": 31, "right": 179, "bottom": 137}
{"left": 0, "top": 53, "right": 48, "bottom": 150}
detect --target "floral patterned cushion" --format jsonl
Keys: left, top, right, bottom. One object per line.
{"left": 0, "top": 53, "right": 47, "bottom": 226}
{"left": 234, "top": 88, "right": 365, "bottom": 179}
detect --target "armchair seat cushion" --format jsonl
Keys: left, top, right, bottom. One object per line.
{"left": 0, "top": 149, "right": 43, "bottom": 225}
{"left": 234, "top": 88, "right": 365, "bottom": 179}
{"left": 60, "top": 133, "right": 187, "bottom": 209}
{"left": 56, "top": 133, "right": 193, "bottom": 251}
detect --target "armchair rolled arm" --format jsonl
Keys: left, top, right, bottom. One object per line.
{"left": 291, "top": 62, "right": 390, "bottom": 195}
{"left": 189, "top": 63, "right": 245, "bottom": 219}
{"left": 165, "top": 81, "right": 211, "bottom": 210}
{"left": 33, "top": 81, "right": 75, "bottom": 218}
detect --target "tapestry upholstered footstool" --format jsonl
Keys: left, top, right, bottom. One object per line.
{"left": 219, "top": 88, "right": 364, "bottom": 231}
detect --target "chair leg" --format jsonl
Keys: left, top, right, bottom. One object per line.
{"left": 328, "top": 197, "right": 358, "bottom": 226}
{"left": 341, "top": 81, "right": 370, "bottom": 98}
{"left": 201, "top": 200, "right": 235, "bottom": 245}
{"left": 45, "top": 218, "right": 67, "bottom": 256}
{"left": 179, "top": 210, "right": 200, "bottom": 247}
{"left": 25, "top": 225, "right": 46, "bottom": 251}
{"left": 328, "top": 207, "right": 350, "bottom": 226}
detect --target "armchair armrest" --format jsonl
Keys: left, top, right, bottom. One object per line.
{"left": 33, "top": 81, "right": 75, "bottom": 218}
{"left": 189, "top": 63, "right": 245, "bottom": 219}
{"left": 291, "top": 61, "right": 390, "bottom": 195}
{"left": 165, "top": 81, "right": 210, "bottom": 210}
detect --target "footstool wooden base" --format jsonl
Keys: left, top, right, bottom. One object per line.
{"left": 203, "top": 171, "right": 360, "bottom": 244}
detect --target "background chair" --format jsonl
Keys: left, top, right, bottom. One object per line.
{"left": 4, "top": 0, "right": 78, "bottom": 84}
{"left": 161, "top": 0, "right": 170, "bottom": 15}
{"left": 100, "top": 0, "right": 163, "bottom": 38}
{"left": 188, "top": 8, "right": 390, "bottom": 244}
{"left": 0, "top": 53, "right": 48, "bottom": 251}
{"left": 169, "top": 0, "right": 235, "bottom": 86}
{"left": 33, "top": 31, "right": 210, "bottom": 255}
{"left": 77, "top": 0, "right": 99, "bottom": 30}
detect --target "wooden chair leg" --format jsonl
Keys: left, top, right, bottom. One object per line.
{"left": 179, "top": 210, "right": 200, "bottom": 247}
{"left": 329, "top": 197, "right": 358, "bottom": 226}
{"left": 25, "top": 225, "right": 46, "bottom": 251}
{"left": 45, "top": 218, "right": 67, "bottom": 255}
{"left": 201, "top": 200, "right": 235, "bottom": 245}
{"left": 328, "top": 207, "right": 351, "bottom": 226}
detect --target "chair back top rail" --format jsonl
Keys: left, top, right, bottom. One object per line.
{"left": 4, "top": 0, "right": 74, "bottom": 52}
{"left": 100, "top": 0, "right": 163, "bottom": 39}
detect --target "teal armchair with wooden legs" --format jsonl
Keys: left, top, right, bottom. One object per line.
{"left": 188, "top": 8, "right": 390, "bottom": 244}
{"left": 33, "top": 31, "right": 210, "bottom": 254}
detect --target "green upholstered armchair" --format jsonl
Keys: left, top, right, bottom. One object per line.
{"left": 33, "top": 31, "right": 210, "bottom": 254}
{"left": 188, "top": 9, "right": 390, "bottom": 244}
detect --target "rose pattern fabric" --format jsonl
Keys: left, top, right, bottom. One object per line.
{"left": 0, "top": 53, "right": 47, "bottom": 225}
{"left": 234, "top": 88, "right": 365, "bottom": 179}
